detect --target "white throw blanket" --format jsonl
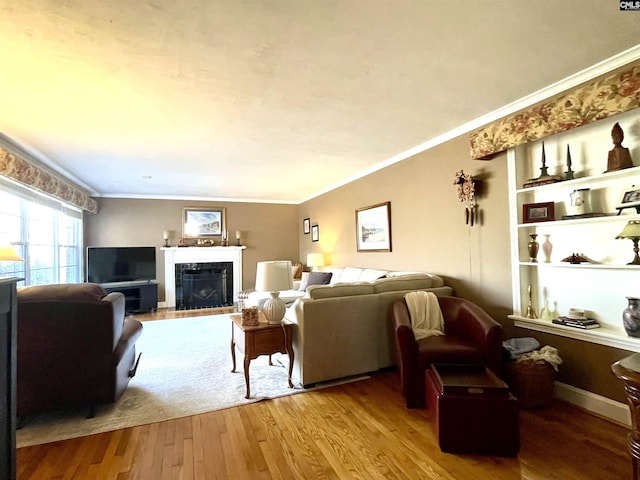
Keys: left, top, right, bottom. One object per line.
{"left": 405, "top": 291, "right": 444, "bottom": 340}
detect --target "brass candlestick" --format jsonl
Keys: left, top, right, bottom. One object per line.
{"left": 525, "top": 284, "right": 538, "bottom": 319}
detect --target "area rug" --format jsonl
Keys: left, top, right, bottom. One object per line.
{"left": 17, "top": 314, "right": 365, "bottom": 448}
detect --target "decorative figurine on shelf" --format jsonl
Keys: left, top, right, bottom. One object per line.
{"left": 528, "top": 234, "right": 539, "bottom": 262}
{"left": 561, "top": 253, "right": 590, "bottom": 264}
{"left": 453, "top": 170, "right": 480, "bottom": 226}
{"left": 525, "top": 284, "right": 538, "bottom": 319}
{"left": 605, "top": 122, "right": 634, "bottom": 173}
{"left": 539, "top": 142, "right": 549, "bottom": 177}
{"left": 523, "top": 142, "right": 562, "bottom": 187}
{"left": 564, "top": 144, "right": 575, "bottom": 180}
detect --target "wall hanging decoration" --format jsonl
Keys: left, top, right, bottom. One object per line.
{"left": 453, "top": 170, "right": 480, "bottom": 226}
{"left": 355, "top": 202, "right": 392, "bottom": 252}
{"left": 311, "top": 224, "right": 319, "bottom": 242}
{"left": 182, "top": 207, "right": 227, "bottom": 241}
{"left": 303, "top": 218, "right": 311, "bottom": 234}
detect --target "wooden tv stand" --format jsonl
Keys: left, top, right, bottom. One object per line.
{"left": 101, "top": 281, "right": 158, "bottom": 314}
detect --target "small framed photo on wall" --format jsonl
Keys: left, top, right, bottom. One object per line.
{"left": 303, "top": 218, "right": 311, "bottom": 234}
{"left": 311, "top": 224, "right": 319, "bottom": 242}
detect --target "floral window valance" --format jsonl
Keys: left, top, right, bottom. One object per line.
{"left": 0, "top": 146, "right": 98, "bottom": 214}
{"left": 470, "top": 63, "right": 640, "bottom": 160}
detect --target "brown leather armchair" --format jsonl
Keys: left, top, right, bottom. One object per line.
{"left": 391, "top": 295, "right": 503, "bottom": 408}
{"left": 16, "top": 283, "right": 143, "bottom": 418}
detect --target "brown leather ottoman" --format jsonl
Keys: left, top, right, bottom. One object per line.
{"left": 426, "top": 364, "right": 519, "bottom": 456}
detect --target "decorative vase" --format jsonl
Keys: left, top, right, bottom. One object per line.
{"left": 623, "top": 297, "right": 640, "bottom": 338}
{"left": 528, "top": 234, "right": 539, "bottom": 262}
{"left": 542, "top": 234, "right": 552, "bottom": 263}
{"left": 262, "top": 292, "right": 286, "bottom": 324}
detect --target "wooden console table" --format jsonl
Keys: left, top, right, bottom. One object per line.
{"left": 230, "top": 313, "right": 294, "bottom": 399}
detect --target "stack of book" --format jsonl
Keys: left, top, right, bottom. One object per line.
{"left": 552, "top": 316, "right": 600, "bottom": 329}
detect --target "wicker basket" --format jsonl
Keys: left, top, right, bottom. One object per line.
{"left": 506, "top": 359, "right": 556, "bottom": 409}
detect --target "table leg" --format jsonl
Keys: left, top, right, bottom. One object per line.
{"left": 244, "top": 356, "right": 251, "bottom": 399}
{"left": 283, "top": 325, "right": 294, "bottom": 389}
{"left": 230, "top": 338, "right": 236, "bottom": 373}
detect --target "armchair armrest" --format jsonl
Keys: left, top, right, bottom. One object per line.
{"left": 391, "top": 300, "right": 421, "bottom": 401}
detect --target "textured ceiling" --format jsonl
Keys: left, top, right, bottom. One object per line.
{"left": 1, "top": 1, "right": 639, "bottom": 203}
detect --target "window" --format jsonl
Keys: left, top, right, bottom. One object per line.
{"left": 0, "top": 182, "right": 83, "bottom": 285}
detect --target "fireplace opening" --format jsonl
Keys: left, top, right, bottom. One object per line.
{"left": 175, "top": 262, "right": 233, "bottom": 309}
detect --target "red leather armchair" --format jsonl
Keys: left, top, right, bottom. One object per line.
{"left": 391, "top": 295, "right": 503, "bottom": 408}
{"left": 16, "top": 283, "right": 143, "bottom": 417}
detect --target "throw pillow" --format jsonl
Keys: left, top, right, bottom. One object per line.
{"left": 291, "top": 262, "right": 303, "bottom": 280}
{"left": 298, "top": 271, "right": 333, "bottom": 291}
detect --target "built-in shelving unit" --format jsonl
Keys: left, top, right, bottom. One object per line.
{"left": 507, "top": 108, "right": 640, "bottom": 351}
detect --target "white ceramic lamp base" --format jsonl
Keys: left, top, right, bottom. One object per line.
{"left": 262, "top": 292, "right": 286, "bottom": 324}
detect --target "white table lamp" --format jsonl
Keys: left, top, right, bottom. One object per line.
{"left": 306, "top": 253, "right": 325, "bottom": 271}
{"left": 255, "top": 260, "right": 293, "bottom": 324}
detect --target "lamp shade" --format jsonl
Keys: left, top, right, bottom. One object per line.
{"left": 255, "top": 261, "right": 293, "bottom": 292}
{"left": 306, "top": 253, "right": 325, "bottom": 268}
{"left": 0, "top": 245, "right": 22, "bottom": 262}
{"left": 616, "top": 220, "right": 640, "bottom": 239}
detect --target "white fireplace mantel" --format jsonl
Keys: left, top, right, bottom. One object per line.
{"left": 163, "top": 246, "right": 245, "bottom": 308}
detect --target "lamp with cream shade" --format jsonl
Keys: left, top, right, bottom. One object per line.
{"left": 616, "top": 220, "right": 640, "bottom": 265}
{"left": 255, "top": 260, "right": 294, "bottom": 324}
{"left": 306, "top": 253, "right": 325, "bottom": 271}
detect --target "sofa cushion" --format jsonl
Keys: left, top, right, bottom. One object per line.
{"left": 299, "top": 271, "right": 333, "bottom": 291}
{"left": 358, "top": 269, "right": 389, "bottom": 282}
{"left": 291, "top": 262, "right": 303, "bottom": 280}
{"left": 338, "top": 267, "right": 364, "bottom": 283}
{"left": 372, "top": 274, "right": 436, "bottom": 293}
{"left": 307, "top": 282, "right": 374, "bottom": 299}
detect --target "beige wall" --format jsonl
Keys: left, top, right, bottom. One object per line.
{"left": 298, "top": 133, "right": 630, "bottom": 403}
{"left": 84, "top": 198, "right": 300, "bottom": 301}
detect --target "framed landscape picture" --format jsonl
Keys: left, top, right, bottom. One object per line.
{"left": 356, "top": 201, "right": 391, "bottom": 252}
{"left": 182, "top": 207, "right": 227, "bottom": 239}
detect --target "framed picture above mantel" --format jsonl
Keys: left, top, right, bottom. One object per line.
{"left": 356, "top": 201, "right": 392, "bottom": 252}
{"left": 182, "top": 207, "right": 227, "bottom": 239}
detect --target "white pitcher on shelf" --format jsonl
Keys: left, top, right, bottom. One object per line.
{"left": 568, "top": 188, "right": 591, "bottom": 216}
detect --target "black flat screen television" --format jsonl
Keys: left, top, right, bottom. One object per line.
{"left": 86, "top": 246, "right": 156, "bottom": 284}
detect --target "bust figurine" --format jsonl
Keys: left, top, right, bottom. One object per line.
{"left": 606, "top": 122, "right": 634, "bottom": 172}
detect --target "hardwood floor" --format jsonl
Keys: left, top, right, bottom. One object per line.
{"left": 17, "top": 368, "right": 631, "bottom": 480}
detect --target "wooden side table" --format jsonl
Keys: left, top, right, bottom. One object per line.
{"left": 230, "top": 313, "right": 294, "bottom": 398}
{"left": 612, "top": 353, "right": 640, "bottom": 480}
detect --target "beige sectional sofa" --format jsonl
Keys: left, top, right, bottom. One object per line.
{"left": 283, "top": 267, "right": 453, "bottom": 387}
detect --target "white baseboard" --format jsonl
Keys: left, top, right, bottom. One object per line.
{"left": 554, "top": 381, "right": 630, "bottom": 426}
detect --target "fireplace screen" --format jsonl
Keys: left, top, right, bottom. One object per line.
{"left": 175, "top": 262, "right": 234, "bottom": 309}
